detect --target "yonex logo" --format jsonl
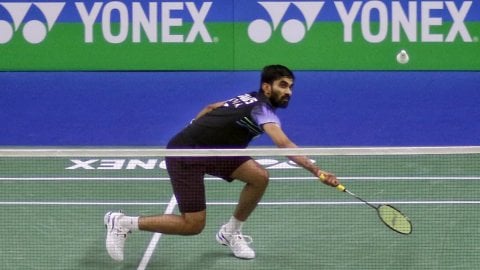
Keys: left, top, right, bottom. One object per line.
{"left": 0, "top": 2, "right": 64, "bottom": 44}
{"left": 66, "top": 158, "right": 314, "bottom": 170}
{"left": 248, "top": 1, "right": 324, "bottom": 43}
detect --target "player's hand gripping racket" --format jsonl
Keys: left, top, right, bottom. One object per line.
{"left": 320, "top": 174, "right": 412, "bottom": 235}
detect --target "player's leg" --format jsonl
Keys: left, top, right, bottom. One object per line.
{"left": 138, "top": 210, "right": 206, "bottom": 235}
{"left": 136, "top": 156, "right": 208, "bottom": 235}
{"left": 104, "top": 156, "right": 208, "bottom": 261}
{"left": 230, "top": 159, "right": 269, "bottom": 221}
{"left": 216, "top": 159, "right": 269, "bottom": 259}
{"left": 104, "top": 210, "right": 206, "bottom": 262}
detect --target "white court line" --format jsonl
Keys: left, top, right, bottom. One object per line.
{"left": 1, "top": 176, "right": 480, "bottom": 181}
{"left": 2, "top": 146, "right": 480, "bottom": 157}
{"left": 137, "top": 195, "right": 177, "bottom": 270}
{"left": 1, "top": 200, "right": 480, "bottom": 206}
{"left": 0, "top": 177, "right": 172, "bottom": 181}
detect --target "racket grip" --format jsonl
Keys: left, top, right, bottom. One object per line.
{"left": 335, "top": 184, "right": 346, "bottom": 192}
{"left": 320, "top": 174, "right": 346, "bottom": 192}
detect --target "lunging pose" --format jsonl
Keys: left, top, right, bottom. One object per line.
{"left": 104, "top": 64, "right": 339, "bottom": 261}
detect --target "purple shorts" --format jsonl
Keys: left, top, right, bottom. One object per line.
{"left": 165, "top": 156, "right": 251, "bottom": 213}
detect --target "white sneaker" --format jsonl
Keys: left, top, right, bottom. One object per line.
{"left": 216, "top": 225, "right": 255, "bottom": 259}
{"left": 104, "top": 211, "right": 131, "bottom": 262}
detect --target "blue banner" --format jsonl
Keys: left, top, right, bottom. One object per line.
{"left": 1, "top": 71, "right": 479, "bottom": 146}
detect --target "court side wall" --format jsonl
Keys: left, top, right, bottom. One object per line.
{"left": 1, "top": 71, "right": 478, "bottom": 146}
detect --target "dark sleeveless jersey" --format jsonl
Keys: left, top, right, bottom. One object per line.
{"left": 168, "top": 92, "right": 280, "bottom": 148}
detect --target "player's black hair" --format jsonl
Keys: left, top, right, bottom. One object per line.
{"left": 259, "top": 64, "right": 295, "bottom": 90}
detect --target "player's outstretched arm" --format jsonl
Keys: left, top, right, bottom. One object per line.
{"left": 262, "top": 123, "right": 339, "bottom": 187}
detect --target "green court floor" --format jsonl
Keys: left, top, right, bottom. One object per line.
{"left": 1, "top": 154, "right": 479, "bottom": 269}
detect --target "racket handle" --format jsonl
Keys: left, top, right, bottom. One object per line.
{"left": 336, "top": 184, "right": 346, "bottom": 192}
{"left": 320, "top": 174, "right": 346, "bottom": 192}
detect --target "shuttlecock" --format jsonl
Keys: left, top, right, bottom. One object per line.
{"left": 396, "top": 49, "right": 409, "bottom": 64}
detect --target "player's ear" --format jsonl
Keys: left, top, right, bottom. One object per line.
{"left": 261, "top": 82, "right": 272, "bottom": 97}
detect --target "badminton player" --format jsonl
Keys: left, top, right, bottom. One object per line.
{"left": 104, "top": 64, "right": 339, "bottom": 261}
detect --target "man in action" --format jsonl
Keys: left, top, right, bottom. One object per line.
{"left": 104, "top": 64, "right": 340, "bottom": 261}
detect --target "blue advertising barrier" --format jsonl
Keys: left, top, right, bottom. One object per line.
{"left": 1, "top": 71, "right": 479, "bottom": 146}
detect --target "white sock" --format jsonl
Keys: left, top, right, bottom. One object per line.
{"left": 225, "top": 216, "right": 244, "bottom": 233}
{"left": 118, "top": 216, "right": 139, "bottom": 231}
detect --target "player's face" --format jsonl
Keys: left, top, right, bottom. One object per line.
{"left": 263, "top": 77, "right": 294, "bottom": 108}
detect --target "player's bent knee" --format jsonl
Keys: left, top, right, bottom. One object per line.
{"left": 256, "top": 169, "right": 270, "bottom": 188}
{"left": 180, "top": 220, "right": 205, "bottom": 235}
{"left": 186, "top": 222, "right": 205, "bottom": 235}
{"left": 181, "top": 211, "right": 206, "bottom": 235}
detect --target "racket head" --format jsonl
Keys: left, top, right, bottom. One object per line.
{"left": 377, "top": 204, "right": 412, "bottom": 235}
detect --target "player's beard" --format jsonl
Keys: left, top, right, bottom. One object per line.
{"left": 269, "top": 91, "right": 290, "bottom": 108}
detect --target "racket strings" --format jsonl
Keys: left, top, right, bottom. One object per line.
{"left": 378, "top": 205, "right": 412, "bottom": 234}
